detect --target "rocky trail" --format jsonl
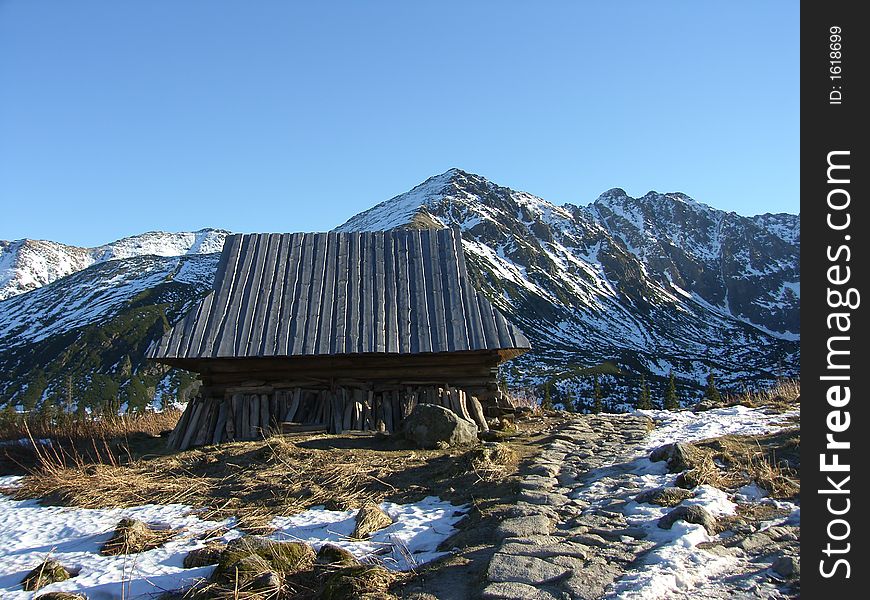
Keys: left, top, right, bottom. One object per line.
{"left": 474, "top": 409, "right": 799, "bottom": 600}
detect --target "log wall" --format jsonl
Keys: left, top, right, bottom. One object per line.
{"left": 167, "top": 384, "right": 491, "bottom": 451}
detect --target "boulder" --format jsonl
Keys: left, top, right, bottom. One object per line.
{"left": 212, "top": 536, "right": 315, "bottom": 586}
{"left": 316, "top": 543, "right": 359, "bottom": 566}
{"left": 495, "top": 515, "right": 553, "bottom": 539}
{"left": 321, "top": 565, "right": 395, "bottom": 600}
{"left": 249, "top": 570, "right": 282, "bottom": 593}
{"left": 352, "top": 503, "right": 393, "bottom": 539}
{"left": 667, "top": 443, "right": 705, "bottom": 472}
{"left": 648, "top": 442, "right": 705, "bottom": 473}
{"left": 183, "top": 541, "right": 226, "bottom": 568}
{"left": 21, "top": 560, "right": 74, "bottom": 591}
{"left": 649, "top": 443, "right": 674, "bottom": 463}
{"left": 635, "top": 487, "right": 694, "bottom": 507}
{"left": 657, "top": 505, "right": 717, "bottom": 534}
{"left": 487, "top": 553, "right": 570, "bottom": 585}
{"left": 772, "top": 555, "right": 800, "bottom": 578}
{"left": 403, "top": 404, "right": 478, "bottom": 449}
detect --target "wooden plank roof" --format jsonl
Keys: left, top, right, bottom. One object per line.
{"left": 147, "top": 228, "right": 530, "bottom": 360}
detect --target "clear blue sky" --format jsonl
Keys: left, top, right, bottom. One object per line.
{"left": 0, "top": 1, "right": 799, "bottom": 247}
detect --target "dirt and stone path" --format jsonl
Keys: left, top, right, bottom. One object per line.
{"left": 481, "top": 413, "right": 657, "bottom": 600}
{"left": 473, "top": 411, "right": 798, "bottom": 600}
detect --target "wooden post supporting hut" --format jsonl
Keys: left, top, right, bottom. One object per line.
{"left": 147, "top": 228, "right": 530, "bottom": 450}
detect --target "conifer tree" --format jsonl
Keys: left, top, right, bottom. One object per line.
{"left": 125, "top": 375, "right": 150, "bottom": 414}
{"left": 592, "top": 374, "right": 603, "bottom": 414}
{"left": 21, "top": 370, "right": 48, "bottom": 412}
{"left": 664, "top": 372, "right": 680, "bottom": 410}
{"left": 705, "top": 372, "right": 721, "bottom": 404}
{"left": 572, "top": 390, "right": 585, "bottom": 413}
{"left": 541, "top": 381, "right": 554, "bottom": 411}
{"left": 636, "top": 374, "right": 652, "bottom": 410}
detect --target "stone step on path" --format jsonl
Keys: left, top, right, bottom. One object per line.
{"left": 482, "top": 413, "right": 655, "bottom": 600}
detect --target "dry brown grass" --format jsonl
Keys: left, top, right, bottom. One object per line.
{"left": 0, "top": 409, "right": 181, "bottom": 443}
{"left": 11, "top": 445, "right": 212, "bottom": 509}
{"left": 682, "top": 428, "right": 800, "bottom": 500}
{"left": 725, "top": 379, "right": 800, "bottom": 411}
{"left": 7, "top": 422, "right": 536, "bottom": 533}
{"left": 100, "top": 517, "right": 178, "bottom": 555}
{"left": 503, "top": 388, "right": 541, "bottom": 413}
{"left": 467, "top": 443, "right": 518, "bottom": 483}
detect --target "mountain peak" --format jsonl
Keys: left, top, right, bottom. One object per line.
{"left": 597, "top": 187, "right": 629, "bottom": 201}
{"left": 0, "top": 228, "right": 230, "bottom": 301}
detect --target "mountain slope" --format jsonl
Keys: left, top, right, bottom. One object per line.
{"left": 0, "top": 228, "right": 227, "bottom": 301}
{"left": 0, "top": 230, "right": 228, "bottom": 410}
{"left": 0, "top": 171, "right": 798, "bottom": 409}
{"left": 337, "top": 169, "right": 799, "bottom": 389}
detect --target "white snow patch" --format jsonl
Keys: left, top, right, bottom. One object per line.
{"left": 574, "top": 406, "right": 799, "bottom": 599}
{"left": 270, "top": 496, "right": 467, "bottom": 571}
{"left": 0, "top": 486, "right": 466, "bottom": 599}
{"left": 636, "top": 405, "right": 797, "bottom": 451}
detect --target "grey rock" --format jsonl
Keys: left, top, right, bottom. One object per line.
{"left": 500, "top": 540, "right": 590, "bottom": 560}
{"left": 556, "top": 473, "right": 577, "bottom": 487}
{"left": 522, "top": 475, "right": 556, "bottom": 489}
{"left": 562, "top": 558, "right": 624, "bottom": 600}
{"left": 507, "top": 503, "right": 559, "bottom": 519}
{"left": 487, "top": 553, "right": 570, "bottom": 585}
{"left": 765, "top": 525, "right": 800, "bottom": 542}
{"left": 635, "top": 486, "right": 694, "bottom": 507}
{"left": 519, "top": 490, "right": 563, "bottom": 505}
{"left": 649, "top": 443, "right": 674, "bottom": 462}
{"left": 601, "top": 499, "right": 629, "bottom": 513}
{"left": 771, "top": 555, "right": 800, "bottom": 578}
{"left": 250, "top": 570, "right": 281, "bottom": 592}
{"left": 403, "top": 404, "right": 478, "bottom": 448}
{"left": 666, "top": 443, "right": 704, "bottom": 472}
{"left": 588, "top": 526, "right": 648, "bottom": 540}
{"left": 528, "top": 463, "right": 560, "bottom": 477}
{"left": 657, "top": 505, "right": 717, "bottom": 534}
{"left": 566, "top": 532, "right": 610, "bottom": 548}
{"left": 737, "top": 532, "right": 774, "bottom": 553}
{"left": 501, "top": 534, "right": 565, "bottom": 547}
{"left": 703, "top": 544, "right": 744, "bottom": 558}
{"left": 495, "top": 515, "right": 553, "bottom": 539}
{"left": 481, "top": 582, "right": 561, "bottom": 600}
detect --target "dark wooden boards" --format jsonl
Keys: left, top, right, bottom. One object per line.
{"left": 148, "top": 227, "right": 530, "bottom": 361}
{"left": 169, "top": 383, "right": 491, "bottom": 450}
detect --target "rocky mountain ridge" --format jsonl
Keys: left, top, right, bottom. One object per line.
{"left": 0, "top": 170, "right": 798, "bottom": 409}
{"left": 0, "top": 228, "right": 227, "bottom": 301}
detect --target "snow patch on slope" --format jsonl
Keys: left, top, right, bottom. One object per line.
{"left": 0, "top": 229, "right": 228, "bottom": 301}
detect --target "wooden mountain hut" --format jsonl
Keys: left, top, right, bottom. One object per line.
{"left": 147, "top": 227, "right": 530, "bottom": 449}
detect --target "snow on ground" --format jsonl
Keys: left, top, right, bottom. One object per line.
{"left": 574, "top": 406, "right": 799, "bottom": 599}
{"left": 638, "top": 405, "right": 798, "bottom": 452}
{"left": 0, "top": 477, "right": 466, "bottom": 599}
{"left": 270, "top": 497, "right": 467, "bottom": 571}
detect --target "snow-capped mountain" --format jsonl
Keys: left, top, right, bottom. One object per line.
{"left": 337, "top": 169, "right": 799, "bottom": 388}
{"left": 0, "top": 171, "right": 798, "bottom": 409}
{"left": 0, "top": 229, "right": 227, "bottom": 301}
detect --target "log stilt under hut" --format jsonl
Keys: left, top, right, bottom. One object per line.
{"left": 169, "top": 384, "right": 493, "bottom": 451}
